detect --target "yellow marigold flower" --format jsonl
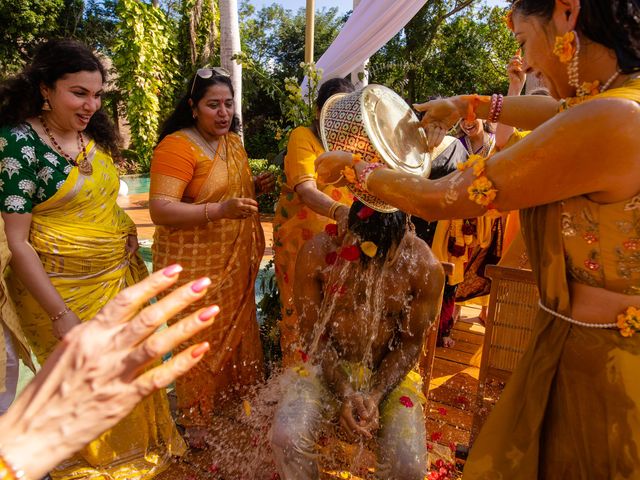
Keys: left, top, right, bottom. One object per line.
{"left": 468, "top": 176, "right": 497, "bottom": 207}
{"left": 581, "top": 80, "right": 601, "bottom": 96}
{"left": 294, "top": 365, "right": 310, "bottom": 377}
{"left": 456, "top": 154, "right": 484, "bottom": 172}
{"left": 341, "top": 165, "right": 357, "bottom": 184}
{"left": 472, "top": 156, "right": 487, "bottom": 177}
{"left": 553, "top": 31, "right": 576, "bottom": 64}
{"left": 243, "top": 399, "right": 252, "bottom": 417}
{"left": 617, "top": 306, "right": 640, "bottom": 337}
{"left": 360, "top": 241, "right": 378, "bottom": 258}
{"left": 504, "top": 10, "right": 514, "bottom": 32}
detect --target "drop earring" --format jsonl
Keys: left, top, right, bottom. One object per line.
{"left": 42, "top": 98, "right": 52, "bottom": 111}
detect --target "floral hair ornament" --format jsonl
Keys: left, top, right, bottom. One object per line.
{"left": 504, "top": 9, "right": 515, "bottom": 32}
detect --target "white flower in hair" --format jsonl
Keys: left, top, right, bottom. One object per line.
{"left": 18, "top": 179, "right": 36, "bottom": 196}
{"left": 1, "top": 157, "right": 21, "bottom": 179}
{"left": 4, "top": 195, "right": 27, "bottom": 212}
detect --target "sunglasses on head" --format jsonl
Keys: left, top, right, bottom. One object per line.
{"left": 190, "top": 67, "right": 231, "bottom": 96}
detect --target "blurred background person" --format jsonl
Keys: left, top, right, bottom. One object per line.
{"left": 273, "top": 78, "right": 355, "bottom": 365}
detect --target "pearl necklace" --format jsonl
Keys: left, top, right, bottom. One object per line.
{"left": 538, "top": 300, "right": 617, "bottom": 328}
{"left": 39, "top": 116, "right": 92, "bottom": 176}
{"left": 463, "top": 133, "right": 495, "bottom": 157}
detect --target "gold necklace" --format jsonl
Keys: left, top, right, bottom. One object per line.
{"left": 39, "top": 116, "right": 93, "bottom": 176}
{"left": 192, "top": 127, "right": 220, "bottom": 159}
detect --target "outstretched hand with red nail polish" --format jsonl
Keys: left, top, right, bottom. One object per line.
{"left": 0, "top": 267, "right": 218, "bottom": 480}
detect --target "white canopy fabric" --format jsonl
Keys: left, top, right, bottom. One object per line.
{"left": 303, "top": 0, "right": 428, "bottom": 94}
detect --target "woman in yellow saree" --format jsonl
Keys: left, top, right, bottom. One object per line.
{"left": 150, "top": 70, "right": 274, "bottom": 448}
{"left": 316, "top": 1, "right": 640, "bottom": 476}
{"left": 273, "top": 78, "right": 355, "bottom": 365}
{"left": 0, "top": 40, "right": 185, "bottom": 479}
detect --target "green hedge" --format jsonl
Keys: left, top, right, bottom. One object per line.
{"left": 249, "top": 159, "right": 283, "bottom": 214}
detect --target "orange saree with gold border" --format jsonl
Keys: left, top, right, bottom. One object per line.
{"left": 150, "top": 130, "right": 265, "bottom": 427}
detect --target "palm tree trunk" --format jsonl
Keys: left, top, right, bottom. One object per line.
{"left": 219, "top": 0, "right": 243, "bottom": 133}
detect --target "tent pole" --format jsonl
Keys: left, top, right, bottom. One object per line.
{"left": 305, "top": 0, "right": 315, "bottom": 64}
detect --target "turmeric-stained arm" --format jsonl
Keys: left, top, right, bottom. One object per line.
{"left": 318, "top": 97, "right": 640, "bottom": 221}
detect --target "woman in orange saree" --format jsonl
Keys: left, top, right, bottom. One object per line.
{"left": 150, "top": 70, "right": 274, "bottom": 447}
{"left": 273, "top": 78, "right": 355, "bottom": 365}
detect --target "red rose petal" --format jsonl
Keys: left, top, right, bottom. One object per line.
{"left": 437, "top": 407, "right": 448, "bottom": 416}
{"left": 325, "top": 223, "right": 338, "bottom": 236}
{"left": 339, "top": 245, "right": 360, "bottom": 262}
{"left": 297, "top": 349, "right": 309, "bottom": 363}
{"left": 399, "top": 395, "right": 414, "bottom": 408}
{"left": 356, "top": 205, "right": 375, "bottom": 220}
{"left": 430, "top": 431, "right": 443, "bottom": 442}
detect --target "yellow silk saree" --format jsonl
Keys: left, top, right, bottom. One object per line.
{"left": 7, "top": 142, "right": 185, "bottom": 479}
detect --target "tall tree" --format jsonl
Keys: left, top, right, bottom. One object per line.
{"left": 220, "top": 0, "right": 243, "bottom": 128}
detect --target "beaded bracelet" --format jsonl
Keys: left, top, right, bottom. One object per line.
{"left": 50, "top": 305, "right": 71, "bottom": 323}
{"left": 0, "top": 448, "right": 27, "bottom": 479}
{"left": 488, "top": 94, "right": 504, "bottom": 123}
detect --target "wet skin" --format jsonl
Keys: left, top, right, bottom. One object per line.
{"left": 294, "top": 228, "right": 444, "bottom": 437}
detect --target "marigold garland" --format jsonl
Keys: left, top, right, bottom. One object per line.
{"left": 457, "top": 154, "right": 497, "bottom": 208}
{"left": 617, "top": 306, "right": 640, "bottom": 338}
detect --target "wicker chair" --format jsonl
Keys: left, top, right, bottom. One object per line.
{"left": 470, "top": 265, "right": 539, "bottom": 443}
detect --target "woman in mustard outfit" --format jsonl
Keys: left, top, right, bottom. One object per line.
{"left": 273, "top": 78, "right": 355, "bottom": 365}
{"left": 317, "top": 0, "right": 640, "bottom": 477}
{"left": 0, "top": 39, "right": 185, "bottom": 479}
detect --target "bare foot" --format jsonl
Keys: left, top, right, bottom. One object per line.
{"left": 184, "top": 426, "right": 210, "bottom": 449}
{"left": 442, "top": 336, "right": 456, "bottom": 348}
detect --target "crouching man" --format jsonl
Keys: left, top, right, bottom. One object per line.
{"left": 270, "top": 201, "right": 444, "bottom": 480}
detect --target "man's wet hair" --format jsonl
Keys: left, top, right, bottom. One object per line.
{"left": 347, "top": 200, "right": 408, "bottom": 264}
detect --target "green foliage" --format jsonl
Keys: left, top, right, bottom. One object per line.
{"left": 256, "top": 259, "right": 282, "bottom": 375}
{"left": 113, "top": 0, "right": 179, "bottom": 170}
{"left": 248, "top": 159, "right": 282, "bottom": 214}
{"left": 237, "top": 2, "right": 345, "bottom": 159}
{"left": 370, "top": 3, "right": 518, "bottom": 102}
{"left": 0, "top": 0, "right": 64, "bottom": 73}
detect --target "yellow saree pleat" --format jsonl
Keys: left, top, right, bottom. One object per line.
{"left": 152, "top": 133, "right": 265, "bottom": 427}
{"left": 7, "top": 143, "right": 185, "bottom": 480}
{"left": 464, "top": 82, "right": 640, "bottom": 479}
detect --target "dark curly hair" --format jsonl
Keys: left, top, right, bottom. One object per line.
{"left": 158, "top": 73, "right": 240, "bottom": 142}
{"left": 512, "top": 0, "right": 640, "bottom": 73}
{"left": 0, "top": 38, "right": 121, "bottom": 159}
{"left": 348, "top": 200, "right": 408, "bottom": 264}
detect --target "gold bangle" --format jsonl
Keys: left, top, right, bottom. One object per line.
{"left": 204, "top": 203, "right": 212, "bottom": 223}
{"left": 328, "top": 201, "right": 341, "bottom": 220}
{"left": 50, "top": 305, "right": 71, "bottom": 323}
